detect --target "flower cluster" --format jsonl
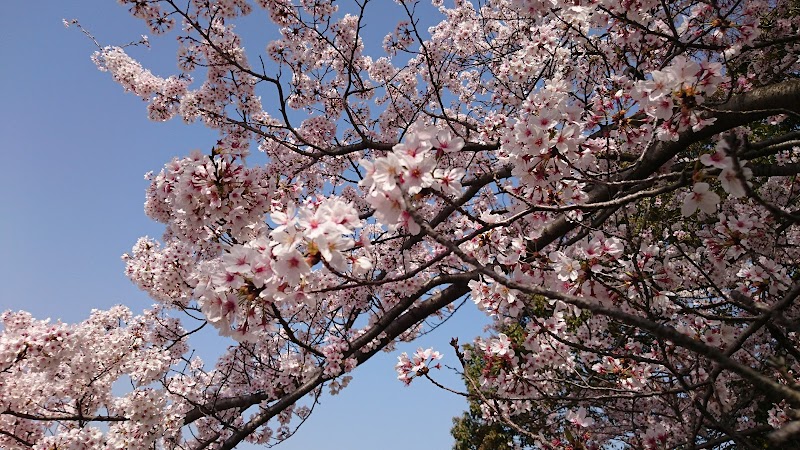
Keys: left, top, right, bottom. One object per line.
{"left": 395, "top": 347, "right": 443, "bottom": 385}
{"left": 144, "top": 152, "right": 273, "bottom": 244}
{"left": 189, "top": 196, "right": 369, "bottom": 340}
{"left": 0, "top": 307, "right": 184, "bottom": 449}
{"left": 360, "top": 125, "right": 465, "bottom": 234}
{"left": 631, "top": 56, "right": 724, "bottom": 135}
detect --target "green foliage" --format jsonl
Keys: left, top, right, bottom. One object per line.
{"left": 451, "top": 410, "right": 518, "bottom": 450}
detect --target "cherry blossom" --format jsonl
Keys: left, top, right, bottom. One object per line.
{"left": 681, "top": 182, "right": 721, "bottom": 216}
{"left": 395, "top": 348, "right": 443, "bottom": 385}
{"left": 565, "top": 407, "right": 595, "bottom": 428}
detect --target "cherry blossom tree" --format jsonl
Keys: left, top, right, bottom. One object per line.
{"left": 3, "top": 0, "right": 800, "bottom": 448}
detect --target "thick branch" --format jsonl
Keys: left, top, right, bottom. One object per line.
{"left": 1, "top": 410, "right": 126, "bottom": 423}
{"left": 529, "top": 78, "right": 800, "bottom": 253}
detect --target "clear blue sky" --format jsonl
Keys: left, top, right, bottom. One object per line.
{"left": 0, "top": 2, "right": 488, "bottom": 449}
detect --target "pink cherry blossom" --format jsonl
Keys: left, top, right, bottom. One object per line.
{"left": 682, "top": 182, "right": 721, "bottom": 216}
{"left": 488, "top": 333, "right": 514, "bottom": 357}
{"left": 395, "top": 347, "right": 443, "bottom": 385}
{"left": 566, "top": 407, "right": 595, "bottom": 428}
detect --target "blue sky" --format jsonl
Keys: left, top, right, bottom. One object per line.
{"left": 0, "top": 1, "right": 489, "bottom": 449}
